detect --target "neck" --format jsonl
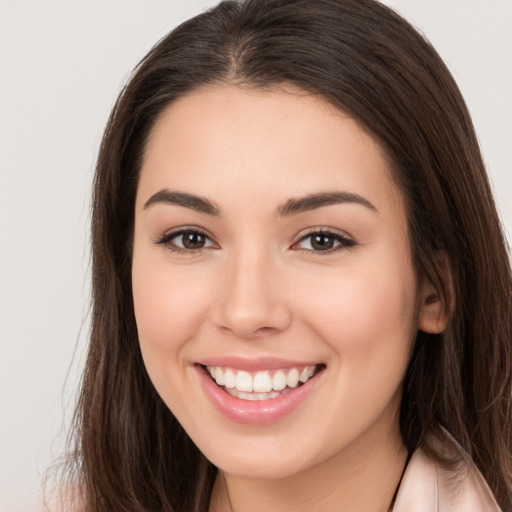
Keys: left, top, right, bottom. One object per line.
{"left": 209, "top": 419, "right": 407, "bottom": 512}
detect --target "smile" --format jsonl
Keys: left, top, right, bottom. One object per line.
{"left": 196, "top": 360, "right": 326, "bottom": 425}
{"left": 205, "top": 365, "right": 318, "bottom": 399}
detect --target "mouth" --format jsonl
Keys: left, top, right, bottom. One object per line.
{"left": 195, "top": 361, "right": 326, "bottom": 425}
{"left": 202, "top": 364, "right": 325, "bottom": 401}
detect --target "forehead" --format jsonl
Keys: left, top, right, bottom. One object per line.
{"left": 137, "top": 85, "right": 403, "bottom": 217}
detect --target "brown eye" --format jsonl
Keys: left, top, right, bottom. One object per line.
{"left": 157, "top": 229, "right": 215, "bottom": 252}
{"left": 181, "top": 231, "right": 207, "bottom": 249}
{"left": 295, "top": 230, "right": 356, "bottom": 253}
{"left": 310, "top": 234, "right": 336, "bottom": 251}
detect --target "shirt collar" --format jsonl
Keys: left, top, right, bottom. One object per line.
{"left": 393, "top": 441, "right": 501, "bottom": 511}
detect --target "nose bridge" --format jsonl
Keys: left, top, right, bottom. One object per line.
{"left": 214, "top": 242, "right": 291, "bottom": 338}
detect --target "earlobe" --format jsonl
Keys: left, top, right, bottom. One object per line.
{"left": 418, "top": 253, "right": 454, "bottom": 334}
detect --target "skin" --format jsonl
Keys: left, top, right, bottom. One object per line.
{"left": 132, "top": 85, "right": 447, "bottom": 512}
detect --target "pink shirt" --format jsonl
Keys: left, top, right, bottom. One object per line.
{"left": 394, "top": 446, "right": 501, "bottom": 511}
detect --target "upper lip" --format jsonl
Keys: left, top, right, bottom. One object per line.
{"left": 196, "top": 356, "right": 322, "bottom": 372}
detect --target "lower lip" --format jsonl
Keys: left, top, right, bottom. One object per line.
{"left": 196, "top": 365, "right": 324, "bottom": 425}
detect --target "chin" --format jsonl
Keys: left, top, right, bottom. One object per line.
{"left": 212, "top": 452, "right": 309, "bottom": 480}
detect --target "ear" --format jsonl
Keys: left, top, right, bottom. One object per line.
{"left": 418, "top": 252, "right": 454, "bottom": 334}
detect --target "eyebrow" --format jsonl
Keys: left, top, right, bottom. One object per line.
{"left": 275, "top": 191, "right": 378, "bottom": 216}
{"left": 143, "top": 190, "right": 221, "bottom": 215}
{"left": 143, "top": 189, "right": 377, "bottom": 216}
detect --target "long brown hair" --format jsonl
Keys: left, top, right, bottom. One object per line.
{"left": 63, "top": 0, "right": 512, "bottom": 510}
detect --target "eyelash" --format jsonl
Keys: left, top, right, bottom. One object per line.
{"left": 154, "top": 228, "right": 357, "bottom": 255}
{"left": 293, "top": 228, "right": 357, "bottom": 254}
{"left": 154, "top": 228, "right": 216, "bottom": 255}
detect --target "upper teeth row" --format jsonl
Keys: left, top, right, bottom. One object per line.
{"left": 206, "top": 365, "right": 317, "bottom": 393}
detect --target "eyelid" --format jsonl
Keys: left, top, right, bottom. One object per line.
{"left": 153, "top": 226, "right": 218, "bottom": 252}
{"left": 152, "top": 225, "right": 356, "bottom": 254}
{"left": 292, "top": 227, "right": 357, "bottom": 253}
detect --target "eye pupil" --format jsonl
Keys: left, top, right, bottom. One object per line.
{"left": 311, "top": 234, "right": 335, "bottom": 251}
{"left": 182, "top": 232, "right": 205, "bottom": 249}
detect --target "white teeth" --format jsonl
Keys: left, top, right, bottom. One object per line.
{"left": 206, "top": 364, "right": 319, "bottom": 397}
{"left": 253, "top": 371, "right": 272, "bottom": 393}
{"left": 299, "top": 367, "right": 309, "bottom": 383}
{"left": 272, "top": 370, "right": 287, "bottom": 391}
{"left": 214, "top": 367, "right": 224, "bottom": 386}
{"left": 224, "top": 369, "right": 236, "bottom": 389}
{"left": 235, "top": 370, "right": 253, "bottom": 392}
{"left": 300, "top": 366, "right": 315, "bottom": 383}
{"left": 287, "top": 368, "right": 300, "bottom": 388}
{"left": 226, "top": 388, "right": 282, "bottom": 400}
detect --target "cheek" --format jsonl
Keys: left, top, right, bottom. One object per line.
{"left": 294, "top": 253, "right": 418, "bottom": 446}
{"left": 300, "top": 254, "right": 418, "bottom": 362}
{"left": 131, "top": 253, "right": 213, "bottom": 379}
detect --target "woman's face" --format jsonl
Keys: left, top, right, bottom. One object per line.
{"left": 132, "top": 85, "right": 434, "bottom": 479}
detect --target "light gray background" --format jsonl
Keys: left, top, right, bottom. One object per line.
{"left": 1, "top": 1, "right": 510, "bottom": 511}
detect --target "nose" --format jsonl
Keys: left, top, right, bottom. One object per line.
{"left": 212, "top": 251, "right": 292, "bottom": 339}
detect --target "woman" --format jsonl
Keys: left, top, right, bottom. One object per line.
{"left": 60, "top": 0, "right": 512, "bottom": 510}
